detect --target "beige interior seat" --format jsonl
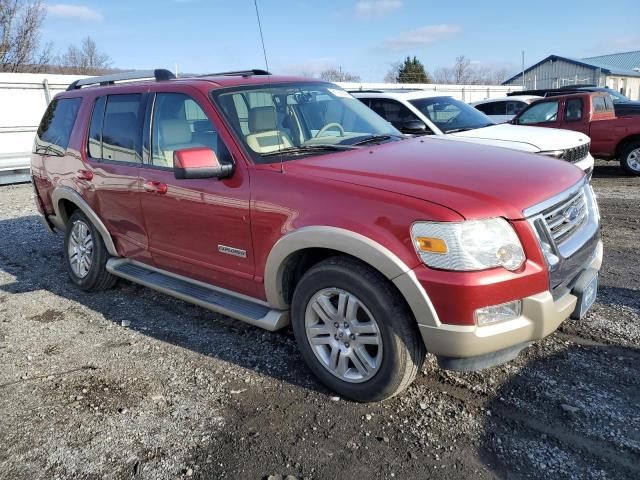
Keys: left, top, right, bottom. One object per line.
{"left": 245, "top": 106, "right": 293, "bottom": 154}
{"left": 156, "top": 119, "right": 203, "bottom": 167}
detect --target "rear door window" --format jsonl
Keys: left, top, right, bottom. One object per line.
{"left": 34, "top": 97, "right": 82, "bottom": 156}
{"left": 89, "top": 94, "right": 144, "bottom": 163}
{"left": 475, "top": 101, "right": 506, "bottom": 116}
{"left": 367, "top": 98, "right": 421, "bottom": 129}
{"left": 564, "top": 98, "right": 583, "bottom": 122}
{"left": 518, "top": 101, "right": 559, "bottom": 124}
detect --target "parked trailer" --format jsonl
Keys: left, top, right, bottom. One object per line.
{"left": 0, "top": 73, "right": 87, "bottom": 184}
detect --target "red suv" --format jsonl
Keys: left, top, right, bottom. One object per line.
{"left": 31, "top": 69, "right": 602, "bottom": 401}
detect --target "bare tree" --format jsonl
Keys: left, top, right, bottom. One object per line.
{"left": 0, "top": 0, "right": 51, "bottom": 72}
{"left": 57, "top": 36, "right": 112, "bottom": 75}
{"left": 383, "top": 62, "right": 401, "bottom": 83}
{"left": 433, "top": 55, "right": 512, "bottom": 85}
{"left": 455, "top": 55, "right": 472, "bottom": 84}
{"left": 319, "top": 67, "right": 361, "bottom": 82}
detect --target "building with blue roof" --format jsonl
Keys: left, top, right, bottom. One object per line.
{"left": 502, "top": 51, "right": 640, "bottom": 100}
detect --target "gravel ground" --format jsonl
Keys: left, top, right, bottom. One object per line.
{"left": 0, "top": 159, "right": 638, "bottom": 480}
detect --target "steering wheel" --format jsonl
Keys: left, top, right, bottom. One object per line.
{"left": 315, "top": 122, "right": 345, "bottom": 138}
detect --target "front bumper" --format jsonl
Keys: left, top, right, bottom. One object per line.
{"left": 417, "top": 240, "right": 602, "bottom": 361}
{"left": 574, "top": 153, "right": 594, "bottom": 175}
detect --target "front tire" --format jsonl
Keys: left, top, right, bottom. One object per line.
{"left": 63, "top": 210, "right": 116, "bottom": 291}
{"left": 291, "top": 256, "right": 425, "bottom": 402}
{"left": 620, "top": 141, "right": 640, "bottom": 176}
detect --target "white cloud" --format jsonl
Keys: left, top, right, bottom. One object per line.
{"left": 383, "top": 24, "right": 460, "bottom": 51}
{"left": 355, "top": 0, "right": 403, "bottom": 19}
{"left": 48, "top": 4, "right": 102, "bottom": 21}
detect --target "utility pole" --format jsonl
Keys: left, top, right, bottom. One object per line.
{"left": 521, "top": 51, "right": 525, "bottom": 89}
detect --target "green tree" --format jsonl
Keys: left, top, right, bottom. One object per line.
{"left": 396, "top": 56, "right": 431, "bottom": 84}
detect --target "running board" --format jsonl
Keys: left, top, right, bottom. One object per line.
{"left": 106, "top": 258, "right": 289, "bottom": 331}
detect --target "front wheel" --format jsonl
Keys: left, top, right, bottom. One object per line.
{"left": 620, "top": 141, "right": 640, "bottom": 176}
{"left": 291, "top": 256, "right": 425, "bottom": 402}
{"left": 63, "top": 210, "right": 116, "bottom": 291}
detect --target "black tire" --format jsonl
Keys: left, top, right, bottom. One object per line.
{"left": 619, "top": 141, "right": 640, "bottom": 176}
{"left": 291, "top": 256, "right": 425, "bottom": 402}
{"left": 63, "top": 209, "right": 116, "bottom": 292}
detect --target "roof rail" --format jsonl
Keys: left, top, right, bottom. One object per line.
{"left": 66, "top": 69, "right": 175, "bottom": 91}
{"left": 198, "top": 69, "right": 271, "bottom": 78}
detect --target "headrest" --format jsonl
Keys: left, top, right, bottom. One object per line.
{"left": 160, "top": 119, "right": 191, "bottom": 145}
{"left": 248, "top": 106, "right": 277, "bottom": 132}
{"left": 193, "top": 120, "right": 212, "bottom": 133}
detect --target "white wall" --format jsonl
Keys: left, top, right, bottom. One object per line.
{"left": 337, "top": 82, "right": 522, "bottom": 102}
{"left": 0, "top": 72, "right": 87, "bottom": 183}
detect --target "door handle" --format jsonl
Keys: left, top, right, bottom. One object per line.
{"left": 76, "top": 169, "right": 93, "bottom": 181}
{"left": 143, "top": 180, "right": 168, "bottom": 194}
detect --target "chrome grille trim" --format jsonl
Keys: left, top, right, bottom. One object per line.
{"left": 524, "top": 178, "right": 600, "bottom": 299}
{"left": 542, "top": 189, "right": 587, "bottom": 243}
{"left": 562, "top": 142, "right": 590, "bottom": 163}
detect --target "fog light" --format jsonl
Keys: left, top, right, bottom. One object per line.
{"left": 475, "top": 300, "right": 522, "bottom": 327}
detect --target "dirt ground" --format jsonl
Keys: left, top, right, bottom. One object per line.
{"left": 0, "top": 159, "right": 638, "bottom": 480}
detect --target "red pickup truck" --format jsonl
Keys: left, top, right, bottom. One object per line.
{"left": 31, "top": 69, "right": 602, "bottom": 401}
{"left": 513, "top": 92, "right": 640, "bottom": 175}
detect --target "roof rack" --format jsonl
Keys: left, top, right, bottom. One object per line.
{"left": 198, "top": 69, "right": 271, "bottom": 78}
{"left": 66, "top": 69, "right": 175, "bottom": 91}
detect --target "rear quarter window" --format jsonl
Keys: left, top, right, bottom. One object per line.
{"left": 593, "top": 96, "right": 608, "bottom": 113}
{"left": 34, "top": 97, "right": 82, "bottom": 156}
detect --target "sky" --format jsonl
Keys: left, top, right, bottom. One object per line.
{"left": 41, "top": 0, "right": 640, "bottom": 81}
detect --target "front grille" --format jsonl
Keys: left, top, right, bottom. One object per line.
{"left": 541, "top": 189, "right": 588, "bottom": 244}
{"left": 562, "top": 142, "right": 590, "bottom": 163}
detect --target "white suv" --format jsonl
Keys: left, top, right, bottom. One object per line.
{"left": 470, "top": 95, "right": 541, "bottom": 123}
{"left": 350, "top": 89, "right": 594, "bottom": 173}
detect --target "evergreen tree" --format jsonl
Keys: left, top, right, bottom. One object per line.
{"left": 396, "top": 56, "right": 431, "bottom": 83}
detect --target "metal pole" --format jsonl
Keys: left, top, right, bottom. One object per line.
{"left": 42, "top": 79, "right": 51, "bottom": 105}
{"left": 521, "top": 51, "right": 525, "bottom": 89}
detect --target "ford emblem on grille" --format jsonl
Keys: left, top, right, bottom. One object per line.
{"left": 564, "top": 205, "right": 579, "bottom": 222}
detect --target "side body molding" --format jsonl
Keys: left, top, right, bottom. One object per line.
{"left": 51, "top": 186, "right": 119, "bottom": 257}
{"left": 264, "top": 226, "right": 440, "bottom": 327}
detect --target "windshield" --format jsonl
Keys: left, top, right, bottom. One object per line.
{"left": 607, "top": 89, "right": 630, "bottom": 103}
{"left": 409, "top": 97, "right": 494, "bottom": 133}
{"left": 212, "top": 82, "right": 401, "bottom": 163}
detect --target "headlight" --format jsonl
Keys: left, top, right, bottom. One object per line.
{"left": 539, "top": 149, "right": 565, "bottom": 159}
{"left": 411, "top": 218, "right": 525, "bottom": 271}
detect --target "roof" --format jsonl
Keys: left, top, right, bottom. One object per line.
{"left": 502, "top": 54, "right": 640, "bottom": 85}
{"left": 581, "top": 50, "right": 640, "bottom": 71}
{"left": 350, "top": 90, "right": 449, "bottom": 100}
{"left": 470, "top": 95, "right": 541, "bottom": 106}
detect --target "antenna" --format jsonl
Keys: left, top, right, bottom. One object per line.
{"left": 253, "top": 0, "right": 269, "bottom": 72}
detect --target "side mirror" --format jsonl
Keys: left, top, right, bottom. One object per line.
{"left": 173, "top": 147, "right": 233, "bottom": 180}
{"left": 401, "top": 120, "right": 428, "bottom": 135}
{"left": 510, "top": 117, "right": 519, "bottom": 125}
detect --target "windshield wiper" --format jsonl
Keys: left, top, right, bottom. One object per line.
{"left": 444, "top": 127, "right": 474, "bottom": 134}
{"left": 351, "top": 134, "right": 397, "bottom": 146}
{"left": 260, "top": 144, "right": 357, "bottom": 157}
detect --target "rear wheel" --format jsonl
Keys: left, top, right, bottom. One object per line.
{"left": 63, "top": 210, "right": 116, "bottom": 291}
{"left": 291, "top": 256, "right": 425, "bottom": 402}
{"left": 620, "top": 141, "right": 640, "bottom": 176}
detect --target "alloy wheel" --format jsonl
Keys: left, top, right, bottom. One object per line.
{"left": 68, "top": 220, "right": 94, "bottom": 278}
{"left": 304, "top": 287, "right": 383, "bottom": 383}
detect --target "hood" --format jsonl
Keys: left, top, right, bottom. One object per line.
{"left": 448, "top": 123, "right": 590, "bottom": 152}
{"left": 283, "top": 136, "right": 584, "bottom": 220}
